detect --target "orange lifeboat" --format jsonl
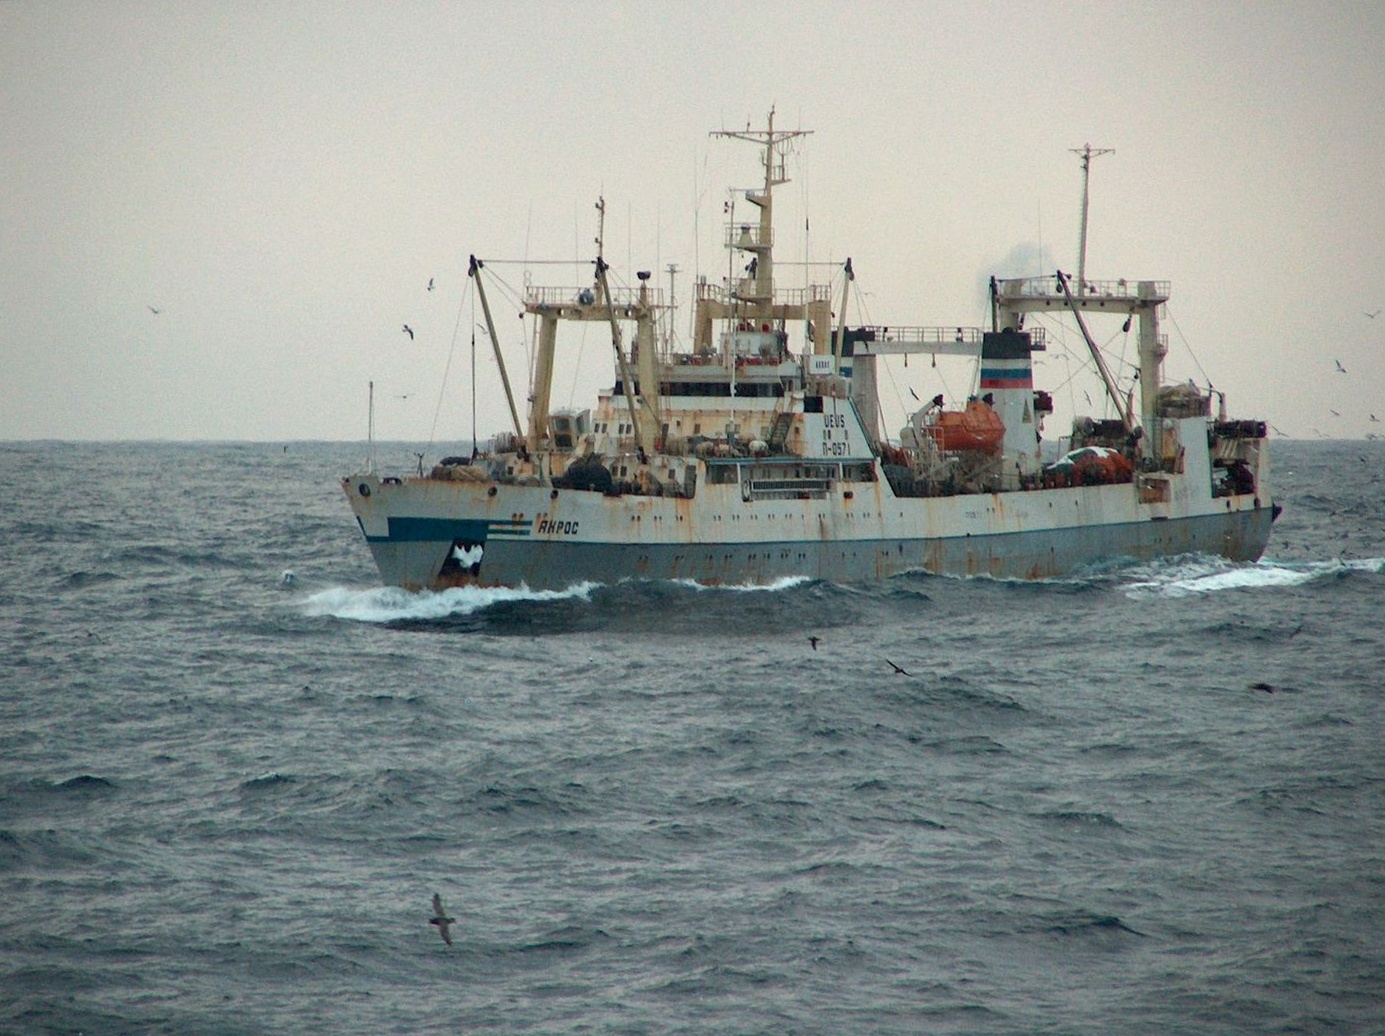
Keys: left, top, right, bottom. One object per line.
{"left": 925, "top": 399, "right": 1005, "bottom": 453}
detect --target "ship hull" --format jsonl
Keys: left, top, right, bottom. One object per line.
{"left": 344, "top": 474, "right": 1275, "bottom": 591}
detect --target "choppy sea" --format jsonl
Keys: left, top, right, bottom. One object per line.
{"left": 1, "top": 439, "right": 1382, "bottom": 1035}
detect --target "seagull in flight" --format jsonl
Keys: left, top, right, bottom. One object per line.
{"left": 1335, "top": 359, "right": 1347, "bottom": 373}
{"left": 1366, "top": 310, "right": 1380, "bottom": 319}
{"left": 147, "top": 306, "right": 162, "bottom": 315}
{"left": 885, "top": 659, "right": 910, "bottom": 676}
{"left": 1330, "top": 409, "right": 1341, "bottom": 417}
{"left": 402, "top": 324, "right": 414, "bottom": 340}
{"left": 427, "top": 278, "right": 435, "bottom": 292}
{"left": 430, "top": 893, "right": 455, "bottom": 946}
{"left": 808, "top": 635, "right": 820, "bottom": 651}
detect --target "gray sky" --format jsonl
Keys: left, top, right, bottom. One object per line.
{"left": 4, "top": 1, "right": 1383, "bottom": 443}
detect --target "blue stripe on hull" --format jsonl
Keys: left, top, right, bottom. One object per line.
{"left": 364, "top": 516, "right": 527, "bottom": 544}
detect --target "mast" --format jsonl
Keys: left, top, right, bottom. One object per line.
{"left": 833, "top": 257, "right": 854, "bottom": 371}
{"left": 595, "top": 257, "right": 639, "bottom": 428}
{"left": 633, "top": 269, "right": 662, "bottom": 452}
{"left": 1070, "top": 144, "right": 1114, "bottom": 297}
{"left": 694, "top": 111, "right": 833, "bottom": 356}
{"left": 664, "top": 262, "right": 679, "bottom": 351}
{"left": 590, "top": 196, "right": 659, "bottom": 457}
{"left": 468, "top": 255, "right": 525, "bottom": 440}
{"left": 367, "top": 379, "right": 375, "bottom": 473}
{"left": 1135, "top": 280, "right": 1168, "bottom": 431}
{"left": 711, "top": 107, "right": 812, "bottom": 329}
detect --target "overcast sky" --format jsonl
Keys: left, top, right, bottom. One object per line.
{"left": 4, "top": 0, "right": 1383, "bottom": 444}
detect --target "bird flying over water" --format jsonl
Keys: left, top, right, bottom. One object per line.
{"left": 886, "top": 659, "right": 910, "bottom": 676}
{"left": 1366, "top": 309, "right": 1380, "bottom": 319}
{"left": 1335, "top": 360, "right": 1347, "bottom": 373}
{"left": 427, "top": 278, "right": 435, "bottom": 292}
{"left": 430, "top": 893, "right": 455, "bottom": 945}
{"left": 402, "top": 324, "right": 414, "bottom": 340}
{"left": 147, "top": 306, "right": 162, "bottom": 315}
{"left": 808, "top": 635, "right": 820, "bottom": 651}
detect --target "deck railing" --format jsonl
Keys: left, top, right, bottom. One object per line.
{"left": 695, "top": 282, "right": 832, "bottom": 307}
{"left": 725, "top": 223, "right": 773, "bottom": 250}
{"left": 524, "top": 285, "right": 663, "bottom": 310}
{"left": 851, "top": 326, "right": 1049, "bottom": 349}
{"left": 996, "top": 276, "right": 1171, "bottom": 302}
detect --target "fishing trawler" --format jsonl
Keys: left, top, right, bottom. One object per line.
{"left": 343, "top": 112, "right": 1276, "bottom": 591}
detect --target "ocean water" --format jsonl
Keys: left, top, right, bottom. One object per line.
{"left": 1, "top": 438, "right": 1382, "bottom": 1035}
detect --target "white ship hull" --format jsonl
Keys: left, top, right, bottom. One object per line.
{"left": 344, "top": 469, "right": 1276, "bottom": 591}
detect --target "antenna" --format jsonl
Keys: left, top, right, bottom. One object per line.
{"left": 1070, "top": 144, "right": 1114, "bottom": 297}
{"left": 665, "top": 263, "right": 680, "bottom": 351}
{"left": 367, "top": 380, "right": 375, "bottom": 473}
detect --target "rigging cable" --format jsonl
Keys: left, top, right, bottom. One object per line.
{"left": 1165, "top": 305, "right": 1214, "bottom": 388}
{"left": 567, "top": 323, "right": 591, "bottom": 408}
{"left": 470, "top": 289, "right": 477, "bottom": 454}
{"left": 471, "top": 265, "right": 535, "bottom": 378}
{"left": 428, "top": 276, "right": 469, "bottom": 451}
{"left": 1028, "top": 312, "right": 1098, "bottom": 420}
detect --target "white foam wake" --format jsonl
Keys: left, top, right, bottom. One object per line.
{"left": 1122, "top": 556, "right": 1384, "bottom": 599}
{"left": 670, "top": 574, "right": 814, "bottom": 593}
{"left": 300, "top": 582, "right": 600, "bottom": 622}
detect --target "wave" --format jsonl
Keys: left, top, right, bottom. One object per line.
{"left": 301, "top": 552, "right": 1383, "bottom": 623}
{"left": 669, "top": 574, "right": 813, "bottom": 593}
{"left": 0, "top": 827, "right": 101, "bottom": 871}
{"left": 1034, "top": 809, "right": 1125, "bottom": 829}
{"left": 1042, "top": 911, "right": 1146, "bottom": 938}
{"left": 299, "top": 582, "right": 601, "bottom": 622}
{"left": 58, "top": 570, "right": 123, "bottom": 590}
{"left": 299, "top": 574, "right": 823, "bottom": 631}
{"left": 1120, "top": 555, "right": 1385, "bottom": 599}
{"left": 7, "top": 775, "right": 118, "bottom": 798}
{"left": 54, "top": 774, "right": 116, "bottom": 793}
{"left": 515, "top": 926, "right": 611, "bottom": 954}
